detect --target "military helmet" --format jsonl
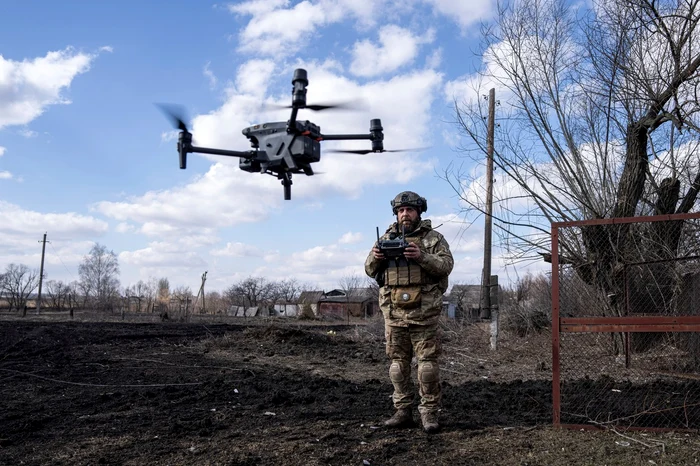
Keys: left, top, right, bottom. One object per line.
{"left": 391, "top": 191, "right": 427, "bottom": 215}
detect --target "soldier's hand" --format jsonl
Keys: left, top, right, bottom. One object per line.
{"left": 404, "top": 242, "right": 421, "bottom": 260}
{"left": 372, "top": 246, "right": 386, "bottom": 260}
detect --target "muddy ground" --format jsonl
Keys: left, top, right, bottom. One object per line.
{"left": 1, "top": 313, "right": 699, "bottom": 465}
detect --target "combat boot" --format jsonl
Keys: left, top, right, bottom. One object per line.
{"left": 420, "top": 411, "right": 440, "bottom": 434}
{"left": 384, "top": 408, "right": 413, "bottom": 428}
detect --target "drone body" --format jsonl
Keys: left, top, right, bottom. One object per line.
{"left": 240, "top": 120, "right": 321, "bottom": 176}
{"left": 163, "top": 68, "right": 412, "bottom": 200}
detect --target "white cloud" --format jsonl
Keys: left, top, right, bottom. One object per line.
{"left": 234, "top": 59, "right": 275, "bottom": 96}
{"left": 424, "top": 0, "right": 494, "bottom": 29}
{"left": 211, "top": 241, "right": 264, "bottom": 257}
{"left": 289, "top": 244, "right": 365, "bottom": 271}
{"left": 203, "top": 61, "right": 218, "bottom": 89}
{"left": 338, "top": 231, "right": 363, "bottom": 244}
{"left": 228, "top": 0, "right": 290, "bottom": 16}
{"left": 93, "top": 162, "right": 281, "bottom": 232}
{"left": 115, "top": 223, "right": 135, "bottom": 233}
{"left": 0, "top": 202, "right": 109, "bottom": 279}
{"left": 0, "top": 47, "right": 101, "bottom": 129}
{"left": 229, "top": 0, "right": 382, "bottom": 56}
{"left": 19, "top": 129, "right": 38, "bottom": 138}
{"left": 350, "top": 25, "right": 435, "bottom": 77}
{"left": 231, "top": 1, "right": 337, "bottom": 56}
{"left": 244, "top": 242, "right": 369, "bottom": 287}
{"left": 0, "top": 171, "right": 12, "bottom": 180}
{"left": 0, "top": 200, "right": 108, "bottom": 237}
{"left": 161, "top": 130, "right": 178, "bottom": 143}
{"left": 120, "top": 242, "right": 206, "bottom": 268}
{"left": 425, "top": 48, "right": 442, "bottom": 69}
{"left": 0, "top": 146, "right": 5, "bottom": 156}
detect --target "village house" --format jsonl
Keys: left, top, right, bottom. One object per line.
{"left": 299, "top": 288, "right": 378, "bottom": 320}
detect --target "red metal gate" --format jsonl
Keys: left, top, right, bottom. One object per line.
{"left": 552, "top": 213, "right": 700, "bottom": 430}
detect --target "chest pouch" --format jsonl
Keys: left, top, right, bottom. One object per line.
{"left": 391, "top": 285, "right": 422, "bottom": 310}
{"left": 385, "top": 262, "right": 424, "bottom": 286}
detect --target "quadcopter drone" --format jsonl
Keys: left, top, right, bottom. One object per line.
{"left": 160, "top": 68, "right": 419, "bottom": 200}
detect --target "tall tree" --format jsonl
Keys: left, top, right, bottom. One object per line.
{"left": 447, "top": 0, "right": 700, "bottom": 321}
{"left": 157, "top": 277, "right": 170, "bottom": 304}
{"left": 0, "top": 264, "right": 39, "bottom": 312}
{"left": 78, "top": 243, "right": 120, "bottom": 312}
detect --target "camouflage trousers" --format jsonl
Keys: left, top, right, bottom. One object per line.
{"left": 385, "top": 323, "right": 441, "bottom": 414}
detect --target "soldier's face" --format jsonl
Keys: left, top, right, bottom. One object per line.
{"left": 397, "top": 206, "right": 419, "bottom": 231}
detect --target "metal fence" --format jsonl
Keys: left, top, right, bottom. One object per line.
{"left": 552, "top": 213, "right": 700, "bottom": 431}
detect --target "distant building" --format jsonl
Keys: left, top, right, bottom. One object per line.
{"left": 298, "top": 288, "right": 378, "bottom": 319}
{"left": 445, "top": 284, "right": 483, "bottom": 321}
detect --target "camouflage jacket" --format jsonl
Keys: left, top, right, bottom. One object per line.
{"left": 365, "top": 219, "right": 454, "bottom": 327}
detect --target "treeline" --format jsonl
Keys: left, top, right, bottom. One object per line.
{"left": 0, "top": 243, "right": 334, "bottom": 315}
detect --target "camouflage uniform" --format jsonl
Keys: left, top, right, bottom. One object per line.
{"left": 365, "top": 192, "right": 453, "bottom": 419}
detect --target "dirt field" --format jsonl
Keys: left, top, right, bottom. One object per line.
{"left": 1, "top": 313, "right": 699, "bottom": 465}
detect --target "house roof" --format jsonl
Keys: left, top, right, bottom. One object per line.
{"left": 298, "top": 288, "right": 376, "bottom": 304}
{"left": 321, "top": 288, "right": 375, "bottom": 303}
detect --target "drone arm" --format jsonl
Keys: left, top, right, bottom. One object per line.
{"left": 319, "top": 133, "right": 371, "bottom": 141}
{"left": 319, "top": 118, "right": 384, "bottom": 151}
{"left": 189, "top": 145, "right": 254, "bottom": 158}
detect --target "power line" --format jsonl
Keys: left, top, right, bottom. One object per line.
{"left": 49, "top": 242, "right": 78, "bottom": 282}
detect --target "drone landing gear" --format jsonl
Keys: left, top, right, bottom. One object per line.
{"left": 280, "top": 172, "right": 293, "bottom": 200}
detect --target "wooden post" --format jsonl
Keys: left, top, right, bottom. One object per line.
{"left": 480, "top": 88, "right": 496, "bottom": 320}
{"left": 489, "top": 275, "right": 499, "bottom": 350}
{"left": 36, "top": 233, "right": 47, "bottom": 314}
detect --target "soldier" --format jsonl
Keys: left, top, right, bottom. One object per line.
{"left": 365, "top": 191, "right": 454, "bottom": 434}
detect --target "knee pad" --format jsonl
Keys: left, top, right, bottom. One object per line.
{"left": 389, "top": 360, "right": 408, "bottom": 383}
{"left": 418, "top": 361, "right": 439, "bottom": 384}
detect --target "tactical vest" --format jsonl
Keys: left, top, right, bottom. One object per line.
{"left": 384, "top": 257, "right": 425, "bottom": 286}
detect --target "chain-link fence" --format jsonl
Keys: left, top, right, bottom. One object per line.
{"left": 552, "top": 213, "right": 700, "bottom": 430}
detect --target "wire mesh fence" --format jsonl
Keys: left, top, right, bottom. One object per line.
{"left": 552, "top": 213, "right": 700, "bottom": 430}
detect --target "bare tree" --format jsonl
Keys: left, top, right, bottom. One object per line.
{"left": 224, "top": 277, "right": 278, "bottom": 317}
{"left": 125, "top": 280, "right": 155, "bottom": 313}
{"left": 67, "top": 281, "right": 80, "bottom": 310}
{"left": 0, "top": 264, "right": 39, "bottom": 313}
{"left": 45, "top": 280, "right": 72, "bottom": 310}
{"left": 338, "top": 273, "right": 363, "bottom": 319}
{"left": 277, "top": 278, "right": 308, "bottom": 303}
{"left": 156, "top": 277, "right": 170, "bottom": 311}
{"left": 78, "top": 244, "right": 121, "bottom": 312}
{"left": 205, "top": 290, "right": 224, "bottom": 314}
{"left": 171, "top": 285, "right": 193, "bottom": 320}
{"left": 447, "top": 0, "right": 700, "bottom": 321}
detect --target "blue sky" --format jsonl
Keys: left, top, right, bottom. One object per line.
{"left": 0, "top": 0, "right": 535, "bottom": 293}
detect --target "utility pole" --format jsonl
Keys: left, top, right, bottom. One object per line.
{"left": 480, "top": 88, "right": 496, "bottom": 321}
{"left": 37, "top": 232, "right": 48, "bottom": 314}
{"left": 193, "top": 271, "right": 207, "bottom": 314}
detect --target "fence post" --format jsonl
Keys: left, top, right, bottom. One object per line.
{"left": 489, "top": 275, "right": 499, "bottom": 350}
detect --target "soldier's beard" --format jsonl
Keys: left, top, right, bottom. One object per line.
{"left": 399, "top": 217, "right": 420, "bottom": 234}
